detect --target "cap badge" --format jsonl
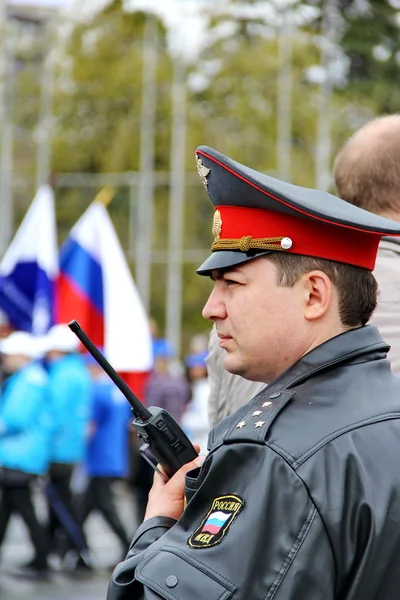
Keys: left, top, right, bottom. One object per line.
{"left": 188, "top": 494, "right": 244, "bottom": 549}
{"left": 212, "top": 210, "right": 223, "bottom": 241}
{"left": 196, "top": 156, "right": 211, "bottom": 188}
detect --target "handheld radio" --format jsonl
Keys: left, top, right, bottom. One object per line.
{"left": 68, "top": 320, "right": 198, "bottom": 481}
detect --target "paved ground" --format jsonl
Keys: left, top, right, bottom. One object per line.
{"left": 0, "top": 572, "right": 111, "bottom": 599}
{"left": 0, "top": 481, "right": 139, "bottom": 599}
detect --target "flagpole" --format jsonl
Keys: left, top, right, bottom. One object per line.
{"left": 166, "top": 56, "right": 186, "bottom": 359}
{"left": 36, "top": 21, "right": 56, "bottom": 189}
{"left": 315, "top": 0, "right": 340, "bottom": 191}
{"left": 0, "top": 121, "right": 13, "bottom": 256}
{"left": 94, "top": 187, "right": 116, "bottom": 207}
{"left": 277, "top": 7, "right": 293, "bottom": 182}
{"left": 0, "top": 0, "right": 13, "bottom": 258}
{"left": 135, "top": 13, "right": 158, "bottom": 313}
{"left": 0, "top": 0, "right": 5, "bottom": 133}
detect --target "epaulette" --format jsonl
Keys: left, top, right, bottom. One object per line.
{"left": 209, "top": 386, "right": 295, "bottom": 449}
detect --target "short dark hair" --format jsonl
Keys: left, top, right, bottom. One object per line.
{"left": 265, "top": 253, "right": 377, "bottom": 327}
{"left": 333, "top": 116, "right": 400, "bottom": 216}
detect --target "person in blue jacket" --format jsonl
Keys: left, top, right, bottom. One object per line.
{"left": 42, "top": 324, "right": 92, "bottom": 569}
{"left": 79, "top": 353, "right": 131, "bottom": 563}
{"left": 0, "top": 331, "right": 52, "bottom": 576}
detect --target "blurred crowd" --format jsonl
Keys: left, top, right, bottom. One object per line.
{"left": 0, "top": 318, "right": 211, "bottom": 579}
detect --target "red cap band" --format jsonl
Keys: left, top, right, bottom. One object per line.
{"left": 215, "top": 206, "right": 381, "bottom": 270}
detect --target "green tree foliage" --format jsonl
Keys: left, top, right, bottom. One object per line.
{"left": 187, "top": 18, "right": 321, "bottom": 186}
{"left": 52, "top": 1, "right": 172, "bottom": 174}
{"left": 340, "top": 0, "right": 400, "bottom": 120}
{"left": 8, "top": 0, "right": 400, "bottom": 353}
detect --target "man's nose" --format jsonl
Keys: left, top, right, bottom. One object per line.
{"left": 202, "top": 287, "right": 227, "bottom": 322}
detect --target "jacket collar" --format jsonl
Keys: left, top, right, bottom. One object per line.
{"left": 270, "top": 325, "right": 390, "bottom": 391}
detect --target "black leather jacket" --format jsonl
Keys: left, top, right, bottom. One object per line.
{"left": 108, "top": 326, "right": 400, "bottom": 600}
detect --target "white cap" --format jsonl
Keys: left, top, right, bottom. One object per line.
{"left": 0, "top": 331, "right": 43, "bottom": 360}
{"left": 42, "top": 324, "right": 79, "bottom": 354}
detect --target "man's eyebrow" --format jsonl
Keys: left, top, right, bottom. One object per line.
{"left": 210, "top": 269, "right": 238, "bottom": 281}
{"left": 209, "top": 270, "right": 225, "bottom": 281}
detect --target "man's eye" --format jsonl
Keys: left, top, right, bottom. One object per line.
{"left": 224, "top": 279, "right": 238, "bottom": 286}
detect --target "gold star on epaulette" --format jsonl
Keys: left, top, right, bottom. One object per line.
{"left": 196, "top": 156, "right": 210, "bottom": 188}
{"left": 255, "top": 421, "right": 265, "bottom": 428}
{"left": 262, "top": 401, "right": 272, "bottom": 408}
{"left": 236, "top": 421, "right": 246, "bottom": 429}
{"left": 252, "top": 410, "right": 262, "bottom": 417}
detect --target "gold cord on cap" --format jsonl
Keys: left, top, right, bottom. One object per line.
{"left": 212, "top": 235, "right": 291, "bottom": 253}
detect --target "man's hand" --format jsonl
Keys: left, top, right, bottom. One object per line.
{"left": 144, "top": 445, "right": 205, "bottom": 522}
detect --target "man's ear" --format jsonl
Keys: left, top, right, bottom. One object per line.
{"left": 302, "top": 270, "right": 333, "bottom": 322}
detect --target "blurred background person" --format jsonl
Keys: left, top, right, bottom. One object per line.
{"left": 0, "top": 311, "right": 12, "bottom": 342}
{"left": 207, "top": 324, "right": 266, "bottom": 427}
{"left": 333, "top": 114, "right": 400, "bottom": 374}
{"left": 0, "top": 311, "right": 13, "bottom": 391}
{"left": 42, "top": 324, "right": 92, "bottom": 570}
{"left": 78, "top": 353, "right": 131, "bottom": 565}
{"left": 181, "top": 350, "right": 210, "bottom": 454}
{"left": 0, "top": 332, "right": 52, "bottom": 577}
{"left": 145, "top": 338, "right": 190, "bottom": 423}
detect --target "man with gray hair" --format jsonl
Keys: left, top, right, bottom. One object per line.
{"left": 333, "top": 114, "right": 400, "bottom": 373}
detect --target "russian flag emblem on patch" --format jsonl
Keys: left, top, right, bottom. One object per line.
{"left": 188, "top": 494, "right": 244, "bottom": 549}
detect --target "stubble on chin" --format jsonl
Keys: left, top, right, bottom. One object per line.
{"left": 224, "top": 354, "right": 271, "bottom": 383}
{"left": 223, "top": 355, "right": 247, "bottom": 378}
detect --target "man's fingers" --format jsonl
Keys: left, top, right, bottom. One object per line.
{"left": 151, "top": 449, "right": 205, "bottom": 493}
{"left": 166, "top": 454, "right": 206, "bottom": 491}
{"left": 145, "top": 453, "right": 207, "bottom": 521}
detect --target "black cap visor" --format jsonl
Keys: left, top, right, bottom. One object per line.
{"left": 196, "top": 250, "right": 272, "bottom": 276}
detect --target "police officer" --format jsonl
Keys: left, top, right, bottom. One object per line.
{"left": 108, "top": 146, "right": 400, "bottom": 600}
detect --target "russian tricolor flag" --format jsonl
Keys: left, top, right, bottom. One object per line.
{"left": 56, "top": 201, "right": 153, "bottom": 398}
{"left": 201, "top": 511, "right": 231, "bottom": 534}
{"left": 0, "top": 185, "right": 59, "bottom": 334}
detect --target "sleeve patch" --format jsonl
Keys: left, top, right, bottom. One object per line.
{"left": 188, "top": 494, "right": 244, "bottom": 549}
